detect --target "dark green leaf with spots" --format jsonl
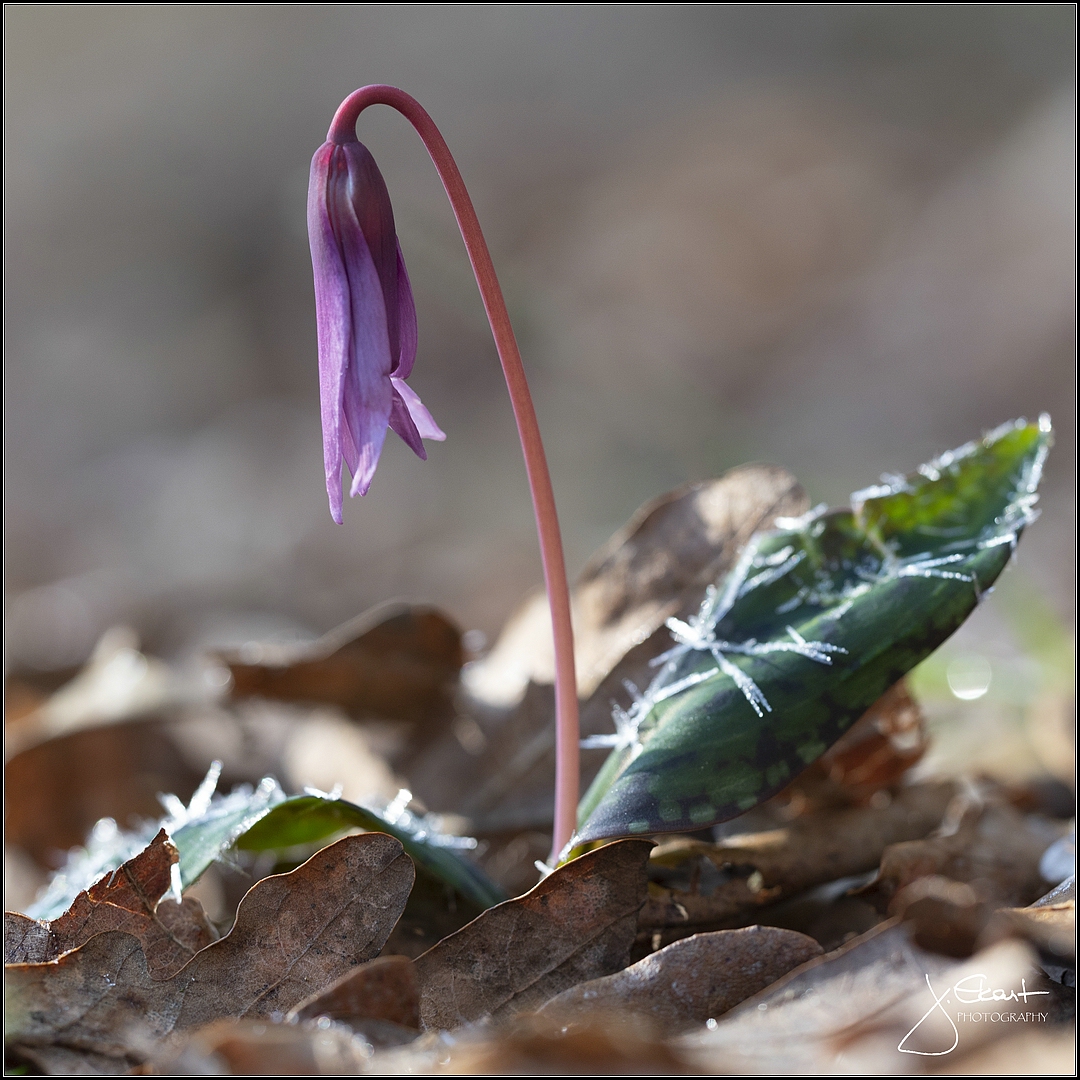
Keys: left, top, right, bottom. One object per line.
{"left": 235, "top": 794, "right": 506, "bottom": 910}
{"left": 575, "top": 418, "right": 1051, "bottom": 846}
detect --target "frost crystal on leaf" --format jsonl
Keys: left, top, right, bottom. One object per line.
{"left": 581, "top": 682, "right": 650, "bottom": 754}
{"left": 587, "top": 541, "right": 849, "bottom": 751}
{"left": 26, "top": 763, "right": 288, "bottom": 920}
{"left": 367, "top": 788, "right": 478, "bottom": 850}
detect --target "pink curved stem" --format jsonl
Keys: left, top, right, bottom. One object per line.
{"left": 329, "top": 86, "right": 579, "bottom": 861}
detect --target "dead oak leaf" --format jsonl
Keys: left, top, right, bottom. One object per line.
{"left": 222, "top": 603, "right": 463, "bottom": 732}
{"left": 679, "top": 923, "right": 1045, "bottom": 1073}
{"left": 540, "top": 925, "right": 823, "bottom": 1033}
{"left": 6, "top": 833, "right": 414, "bottom": 1060}
{"left": 414, "top": 839, "right": 653, "bottom": 1030}
{"left": 642, "top": 779, "right": 958, "bottom": 935}
{"left": 5, "top": 829, "right": 213, "bottom": 979}
{"left": 871, "top": 797, "right": 1070, "bottom": 907}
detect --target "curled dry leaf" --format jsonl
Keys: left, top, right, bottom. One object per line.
{"left": 4, "top": 829, "right": 213, "bottom": 979}
{"left": 680, "top": 922, "right": 1051, "bottom": 1073}
{"left": 1033, "top": 876, "right": 1075, "bottom": 906}
{"left": 871, "top": 796, "right": 1070, "bottom": 907}
{"left": 223, "top": 603, "right": 463, "bottom": 733}
{"left": 891, "top": 874, "right": 1077, "bottom": 965}
{"left": 414, "top": 839, "right": 653, "bottom": 1030}
{"left": 411, "top": 467, "right": 807, "bottom": 829}
{"left": 4, "top": 628, "right": 183, "bottom": 762}
{"left": 5, "top": 833, "right": 414, "bottom": 1062}
{"left": 642, "top": 779, "right": 958, "bottom": 936}
{"left": 888, "top": 875, "right": 996, "bottom": 959}
{"left": 5, "top": 716, "right": 206, "bottom": 865}
{"left": 540, "top": 925, "right": 822, "bottom": 1033}
{"left": 467, "top": 464, "right": 808, "bottom": 707}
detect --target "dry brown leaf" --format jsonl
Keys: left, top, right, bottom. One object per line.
{"left": 435, "top": 1013, "right": 699, "bottom": 1075}
{"left": 4, "top": 829, "right": 213, "bottom": 979}
{"left": 641, "top": 779, "right": 958, "bottom": 937}
{"left": 5, "top": 717, "right": 206, "bottom": 865}
{"left": 6, "top": 833, "right": 414, "bottom": 1062}
{"left": 4, "top": 628, "right": 183, "bottom": 762}
{"left": 289, "top": 954, "right": 420, "bottom": 1029}
{"left": 414, "top": 839, "right": 653, "bottom": 1030}
{"left": 540, "top": 925, "right": 822, "bottom": 1032}
{"left": 409, "top": 467, "right": 808, "bottom": 832}
{"left": 164, "top": 1018, "right": 375, "bottom": 1075}
{"left": 997, "top": 902, "right": 1075, "bottom": 962}
{"left": 679, "top": 923, "right": 1053, "bottom": 1073}
{"left": 468, "top": 465, "right": 809, "bottom": 708}
{"left": 5, "top": 1044, "right": 139, "bottom": 1076}
{"left": 223, "top": 603, "right": 462, "bottom": 733}
{"left": 872, "top": 797, "right": 1070, "bottom": 907}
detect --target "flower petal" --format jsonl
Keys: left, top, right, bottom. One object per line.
{"left": 336, "top": 216, "right": 397, "bottom": 496}
{"left": 308, "top": 136, "right": 444, "bottom": 516}
{"left": 344, "top": 356, "right": 392, "bottom": 497}
{"left": 392, "top": 244, "right": 418, "bottom": 379}
{"left": 340, "top": 141, "right": 399, "bottom": 364}
{"left": 391, "top": 377, "right": 446, "bottom": 443}
{"left": 333, "top": 162, "right": 395, "bottom": 498}
{"left": 388, "top": 383, "right": 427, "bottom": 460}
{"left": 307, "top": 142, "right": 350, "bottom": 523}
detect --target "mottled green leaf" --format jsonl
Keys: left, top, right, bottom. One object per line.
{"left": 27, "top": 770, "right": 503, "bottom": 922}
{"left": 171, "top": 776, "right": 286, "bottom": 890}
{"left": 576, "top": 418, "right": 1051, "bottom": 846}
{"left": 235, "top": 794, "right": 506, "bottom": 911}
{"left": 25, "top": 768, "right": 288, "bottom": 919}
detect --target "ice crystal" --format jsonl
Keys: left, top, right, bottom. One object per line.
{"left": 581, "top": 681, "right": 650, "bottom": 754}
{"left": 368, "top": 788, "right": 478, "bottom": 850}
{"left": 26, "top": 763, "right": 288, "bottom": 920}
{"left": 584, "top": 538, "right": 849, "bottom": 753}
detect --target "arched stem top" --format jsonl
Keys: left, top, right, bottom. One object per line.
{"left": 327, "top": 85, "right": 431, "bottom": 145}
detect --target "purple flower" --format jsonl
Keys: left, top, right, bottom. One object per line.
{"left": 308, "top": 135, "right": 445, "bottom": 522}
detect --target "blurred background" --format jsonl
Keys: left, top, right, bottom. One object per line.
{"left": 4, "top": 8, "right": 1075, "bottom": 785}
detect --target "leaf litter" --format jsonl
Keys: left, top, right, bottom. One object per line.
{"left": 6, "top": 834, "right": 413, "bottom": 1067}
{"left": 539, "top": 925, "right": 823, "bottom": 1033}
{"left": 5, "top": 422, "right": 1074, "bottom": 1074}
{"left": 414, "top": 839, "right": 653, "bottom": 1030}
{"left": 4, "top": 830, "right": 213, "bottom": 979}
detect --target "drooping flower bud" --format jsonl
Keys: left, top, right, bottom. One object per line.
{"left": 308, "top": 134, "right": 444, "bottom": 522}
